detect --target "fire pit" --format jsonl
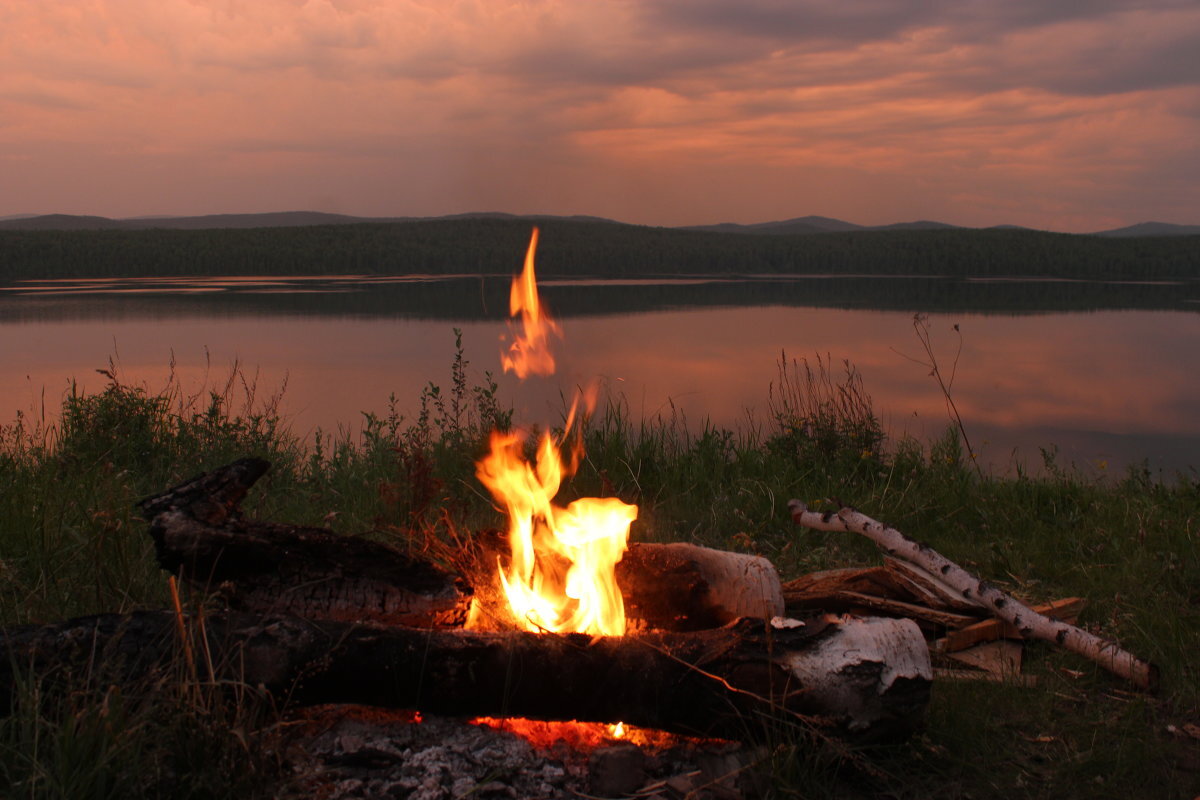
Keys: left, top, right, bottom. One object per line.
{"left": 0, "top": 229, "right": 942, "bottom": 796}
{"left": 280, "top": 705, "right": 760, "bottom": 799}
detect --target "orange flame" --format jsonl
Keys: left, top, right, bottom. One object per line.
{"left": 501, "top": 227, "right": 561, "bottom": 379}
{"left": 476, "top": 424, "right": 635, "bottom": 637}
{"left": 479, "top": 228, "right": 636, "bottom": 637}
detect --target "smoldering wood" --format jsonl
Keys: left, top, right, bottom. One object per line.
{"left": 0, "top": 610, "right": 931, "bottom": 740}
{"left": 138, "top": 458, "right": 472, "bottom": 629}
{"left": 788, "top": 499, "right": 1159, "bottom": 692}
{"left": 142, "top": 461, "right": 787, "bottom": 635}
{"left": 462, "top": 533, "right": 785, "bottom": 633}
{"left": 617, "top": 542, "right": 785, "bottom": 631}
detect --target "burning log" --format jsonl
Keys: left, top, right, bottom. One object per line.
{"left": 0, "top": 610, "right": 930, "bottom": 739}
{"left": 137, "top": 457, "right": 472, "bottom": 629}
{"left": 618, "top": 542, "right": 785, "bottom": 632}
{"left": 141, "top": 460, "right": 783, "bottom": 635}
{"left": 788, "top": 500, "right": 1159, "bottom": 692}
{"left": 0, "top": 460, "right": 935, "bottom": 740}
{"left": 467, "top": 534, "right": 786, "bottom": 633}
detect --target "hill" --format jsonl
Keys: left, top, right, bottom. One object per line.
{"left": 3, "top": 211, "right": 1197, "bottom": 238}
{"left": 683, "top": 216, "right": 964, "bottom": 235}
{"left": 1093, "top": 222, "right": 1200, "bottom": 237}
{"left": 0, "top": 211, "right": 623, "bottom": 232}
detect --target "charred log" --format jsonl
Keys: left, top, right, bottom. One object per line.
{"left": 0, "top": 611, "right": 931, "bottom": 740}
{"left": 139, "top": 460, "right": 791, "bottom": 635}
{"left": 138, "top": 459, "right": 471, "bottom": 629}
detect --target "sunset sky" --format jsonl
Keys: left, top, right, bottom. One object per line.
{"left": 3, "top": 1, "right": 1198, "bottom": 231}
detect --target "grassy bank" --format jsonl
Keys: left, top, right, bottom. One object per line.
{"left": 1, "top": 339, "right": 1198, "bottom": 798}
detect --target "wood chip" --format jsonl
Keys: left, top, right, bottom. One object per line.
{"left": 944, "top": 640, "right": 1023, "bottom": 677}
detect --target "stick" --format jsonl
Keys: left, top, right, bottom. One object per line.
{"left": 939, "top": 598, "right": 1086, "bottom": 653}
{"left": 167, "top": 575, "right": 197, "bottom": 683}
{"left": 788, "top": 500, "right": 1158, "bottom": 692}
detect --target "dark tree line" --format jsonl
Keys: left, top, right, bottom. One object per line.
{"left": 0, "top": 217, "right": 1198, "bottom": 284}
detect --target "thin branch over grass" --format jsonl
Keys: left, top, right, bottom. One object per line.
{"left": 896, "top": 314, "right": 983, "bottom": 477}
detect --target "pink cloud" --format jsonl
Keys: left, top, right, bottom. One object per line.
{"left": 0, "top": 1, "right": 1196, "bottom": 227}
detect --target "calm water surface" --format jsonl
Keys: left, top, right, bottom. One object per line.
{"left": 2, "top": 275, "right": 1199, "bottom": 477}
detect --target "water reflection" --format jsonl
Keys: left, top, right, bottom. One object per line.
{"left": 2, "top": 277, "right": 1198, "bottom": 476}
{"left": 4, "top": 273, "right": 1199, "bottom": 323}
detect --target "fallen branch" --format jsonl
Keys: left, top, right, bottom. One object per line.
{"left": 938, "top": 598, "right": 1086, "bottom": 653}
{"left": 788, "top": 500, "right": 1158, "bottom": 692}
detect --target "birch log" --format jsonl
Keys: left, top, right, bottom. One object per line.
{"left": 0, "top": 610, "right": 930, "bottom": 739}
{"left": 788, "top": 500, "right": 1158, "bottom": 692}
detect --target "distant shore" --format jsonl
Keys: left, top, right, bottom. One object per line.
{"left": 1, "top": 216, "right": 1198, "bottom": 284}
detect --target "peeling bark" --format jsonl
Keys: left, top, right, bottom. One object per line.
{"left": 788, "top": 500, "right": 1158, "bottom": 692}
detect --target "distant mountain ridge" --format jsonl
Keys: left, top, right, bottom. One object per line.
{"left": 1092, "top": 221, "right": 1200, "bottom": 237}
{"left": 0, "top": 210, "right": 623, "bottom": 232}
{"left": 0, "top": 211, "right": 1196, "bottom": 237}
{"left": 682, "top": 216, "right": 965, "bottom": 235}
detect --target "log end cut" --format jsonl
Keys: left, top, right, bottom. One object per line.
{"left": 780, "top": 615, "right": 932, "bottom": 737}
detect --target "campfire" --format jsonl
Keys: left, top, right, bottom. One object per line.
{"left": 0, "top": 229, "right": 1158, "bottom": 797}
{"left": 473, "top": 227, "right": 636, "bottom": 638}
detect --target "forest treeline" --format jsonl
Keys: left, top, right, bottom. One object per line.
{"left": 0, "top": 217, "right": 1198, "bottom": 283}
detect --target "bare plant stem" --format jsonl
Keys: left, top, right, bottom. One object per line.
{"left": 899, "top": 315, "right": 982, "bottom": 477}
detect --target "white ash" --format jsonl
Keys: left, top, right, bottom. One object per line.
{"left": 279, "top": 707, "right": 760, "bottom": 800}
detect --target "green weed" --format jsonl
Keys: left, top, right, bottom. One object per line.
{"left": 0, "top": 334, "right": 1197, "bottom": 799}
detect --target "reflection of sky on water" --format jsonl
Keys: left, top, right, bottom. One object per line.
{"left": 0, "top": 275, "right": 492, "bottom": 295}
{"left": 2, "top": 291, "right": 1199, "bottom": 476}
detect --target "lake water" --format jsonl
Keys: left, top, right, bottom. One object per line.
{"left": 3, "top": 274, "right": 1199, "bottom": 477}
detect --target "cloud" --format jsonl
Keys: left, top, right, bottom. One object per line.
{"left": 0, "top": 0, "right": 1196, "bottom": 227}
{"left": 643, "top": 0, "right": 948, "bottom": 43}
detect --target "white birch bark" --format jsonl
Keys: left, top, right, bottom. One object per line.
{"left": 788, "top": 500, "right": 1158, "bottom": 692}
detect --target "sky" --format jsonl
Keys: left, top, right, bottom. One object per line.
{"left": 2, "top": 0, "right": 1198, "bottom": 231}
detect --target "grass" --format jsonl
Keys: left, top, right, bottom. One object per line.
{"left": 1, "top": 332, "right": 1198, "bottom": 798}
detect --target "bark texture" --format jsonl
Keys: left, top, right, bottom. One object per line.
{"left": 617, "top": 542, "right": 785, "bottom": 632}
{"left": 788, "top": 500, "right": 1158, "bottom": 692}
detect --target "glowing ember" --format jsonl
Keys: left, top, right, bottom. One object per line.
{"left": 478, "top": 228, "right": 637, "bottom": 637}
{"left": 501, "top": 227, "right": 561, "bottom": 379}
{"left": 469, "top": 717, "right": 693, "bottom": 752}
